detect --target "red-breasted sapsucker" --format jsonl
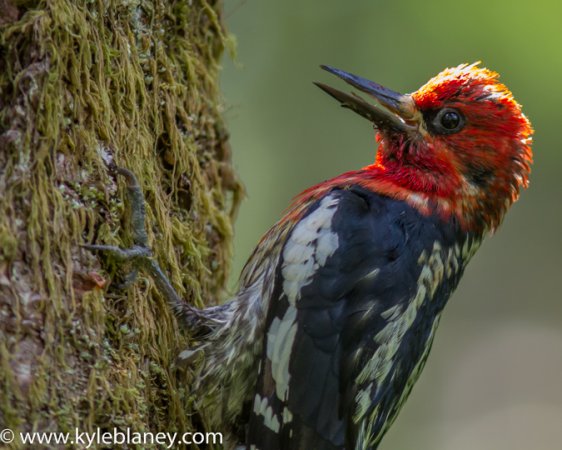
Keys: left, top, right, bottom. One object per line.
{"left": 87, "top": 63, "right": 533, "bottom": 450}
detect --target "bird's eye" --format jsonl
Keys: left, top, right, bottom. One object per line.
{"left": 432, "top": 108, "right": 465, "bottom": 134}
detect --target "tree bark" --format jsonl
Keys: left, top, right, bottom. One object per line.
{"left": 0, "top": 0, "right": 242, "bottom": 447}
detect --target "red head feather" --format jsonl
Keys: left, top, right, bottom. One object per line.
{"left": 295, "top": 63, "right": 533, "bottom": 234}
{"left": 374, "top": 63, "right": 533, "bottom": 231}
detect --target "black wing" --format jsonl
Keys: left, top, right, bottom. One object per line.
{"left": 246, "top": 186, "right": 463, "bottom": 450}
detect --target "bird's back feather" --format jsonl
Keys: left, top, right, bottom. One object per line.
{"left": 246, "top": 186, "right": 477, "bottom": 450}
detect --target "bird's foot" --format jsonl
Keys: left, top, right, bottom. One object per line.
{"left": 81, "top": 167, "right": 154, "bottom": 286}
{"left": 82, "top": 167, "right": 208, "bottom": 330}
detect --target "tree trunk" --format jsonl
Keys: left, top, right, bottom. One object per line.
{"left": 0, "top": 0, "right": 242, "bottom": 447}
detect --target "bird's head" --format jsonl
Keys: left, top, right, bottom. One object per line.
{"left": 316, "top": 63, "right": 533, "bottom": 232}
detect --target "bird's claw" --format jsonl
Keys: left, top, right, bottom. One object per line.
{"left": 81, "top": 164, "right": 156, "bottom": 292}
{"left": 81, "top": 243, "right": 152, "bottom": 262}
{"left": 82, "top": 166, "right": 198, "bottom": 326}
{"left": 80, "top": 243, "right": 150, "bottom": 289}
{"left": 82, "top": 166, "right": 153, "bottom": 274}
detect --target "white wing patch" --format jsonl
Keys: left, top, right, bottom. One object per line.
{"left": 281, "top": 193, "right": 340, "bottom": 304}
{"left": 253, "top": 393, "right": 281, "bottom": 433}
{"left": 266, "top": 306, "right": 298, "bottom": 401}
{"left": 264, "top": 194, "right": 340, "bottom": 405}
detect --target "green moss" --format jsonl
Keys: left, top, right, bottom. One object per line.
{"left": 0, "top": 225, "right": 18, "bottom": 261}
{"left": 0, "top": 0, "right": 241, "bottom": 446}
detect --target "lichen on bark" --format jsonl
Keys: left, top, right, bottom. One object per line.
{"left": 0, "top": 0, "right": 242, "bottom": 447}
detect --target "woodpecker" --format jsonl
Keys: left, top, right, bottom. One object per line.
{"left": 86, "top": 63, "right": 533, "bottom": 449}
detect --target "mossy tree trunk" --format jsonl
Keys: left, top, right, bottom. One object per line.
{"left": 0, "top": 0, "right": 242, "bottom": 447}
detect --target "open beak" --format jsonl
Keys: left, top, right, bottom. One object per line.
{"left": 315, "top": 65, "right": 417, "bottom": 133}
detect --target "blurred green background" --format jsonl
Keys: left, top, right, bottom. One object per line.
{"left": 220, "top": 1, "right": 562, "bottom": 449}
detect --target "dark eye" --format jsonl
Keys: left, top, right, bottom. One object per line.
{"left": 433, "top": 108, "right": 465, "bottom": 134}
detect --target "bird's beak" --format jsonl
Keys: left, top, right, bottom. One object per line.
{"left": 315, "top": 65, "right": 417, "bottom": 133}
